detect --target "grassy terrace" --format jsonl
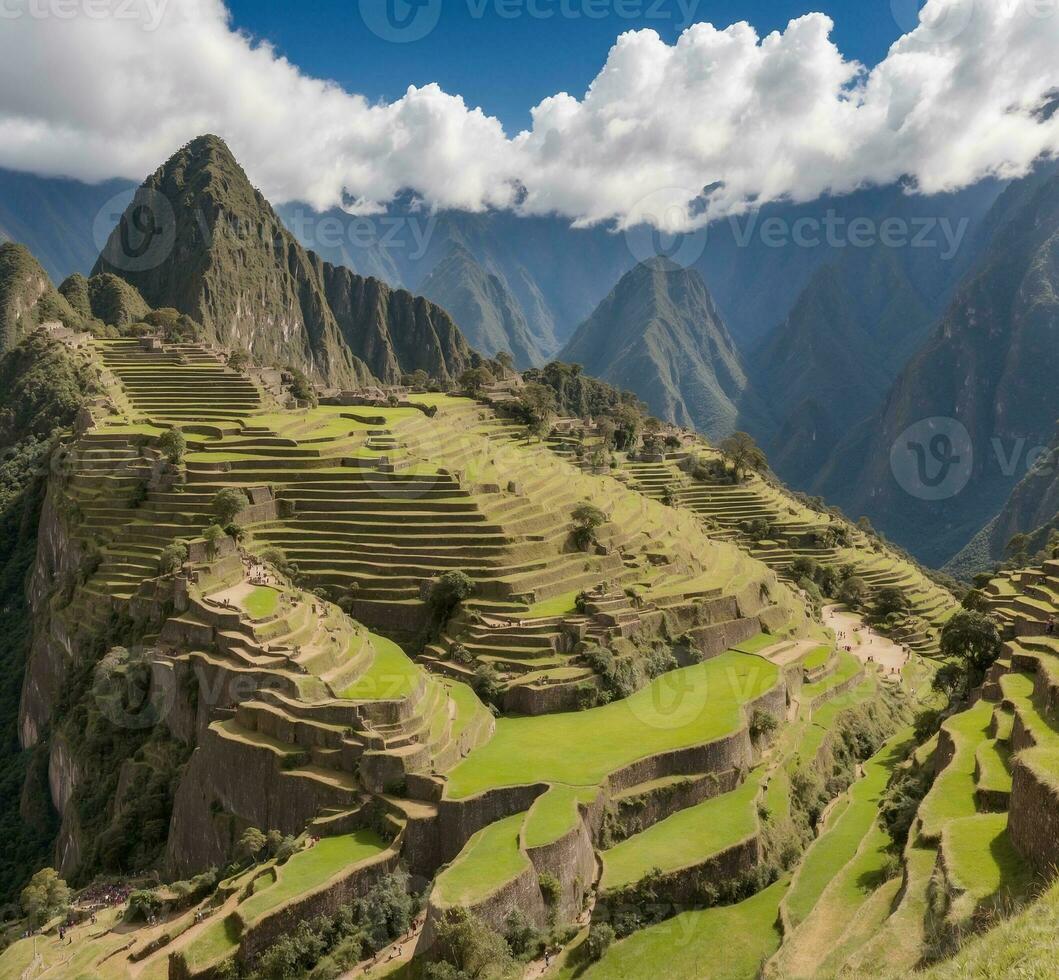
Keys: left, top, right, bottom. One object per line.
{"left": 799, "top": 649, "right": 862, "bottom": 705}
{"left": 600, "top": 768, "right": 763, "bottom": 890}
{"left": 339, "top": 635, "right": 422, "bottom": 701}
{"left": 784, "top": 729, "right": 913, "bottom": 928}
{"left": 919, "top": 700, "right": 994, "bottom": 839}
{"left": 557, "top": 878, "right": 788, "bottom": 980}
{"left": 943, "top": 814, "right": 1033, "bottom": 903}
{"left": 446, "top": 651, "right": 779, "bottom": 799}
{"left": 236, "top": 830, "right": 387, "bottom": 923}
{"left": 433, "top": 813, "right": 528, "bottom": 906}
{"left": 523, "top": 784, "right": 599, "bottom": 848}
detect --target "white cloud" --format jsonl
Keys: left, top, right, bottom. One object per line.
{"left": 0, "top": 0, "right": 1057, "bottom": 229}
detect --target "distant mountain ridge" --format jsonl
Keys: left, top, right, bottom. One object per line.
{"left": 418, "top": 243, "right": 545, "bottom": 367}
{"left": 813, "top": 169, "right": 1059, "bottom": 567}
{"left": 560, "top": 258, "right": 766, "bottom": 440}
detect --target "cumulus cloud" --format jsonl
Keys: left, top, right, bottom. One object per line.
{"left": 0, "top": 0, "right": 1057, "bottom": 229}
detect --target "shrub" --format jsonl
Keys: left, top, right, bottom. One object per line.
{"left": 228, "top": 349, "right": 250, "bottom": 372}
{"left": 749, "top": 708, "right": 779, "bottom": 742}
{"left": 157, "top": 427, "right": 186, "bottom": 464}
{"left": 287, "top": 367, "right": 318, "bottom": 405}
{"left": 472, "top": 664, "right": 503, "bottom": 707}
{"left": 581, "top": 922, "right": 615, "bottom": 963}
{"left": 538, "top": 872, "right": 561, "bottom": 906}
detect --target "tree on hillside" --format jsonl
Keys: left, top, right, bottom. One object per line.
{"left": 513, "top": 382, "right": 557, "bottom": 439}
{"left": 961, "top": 588, "right": 991, "bottom": 613}
{"left": 211, "top": 487, "right": 249, "bottom": 527}
{"left": 719, "top": 431, "right": 767, "bottom": 480}
{"left": 874, "top": 586, "right": 911, "bottom": 619}
{"left": 228, "top": 349, "right": 251, "bottom": 372}
{"left": 158, "top": 427, "right": 186, "bottom": 465}
{"left": 202, "top": 524, "right": 227, "bottom": 561}
{"left": 838, "top": 576, "right": 868, "bottom": 610}
{"left": 236, "top": 827, "right": 267, "bottom": 865}
{"left": 940, "top": 610, "right": 1002, "bottom": 684}
{"left": 1006, "top": 532, "right": 1031, "bottom": 565}
{"left": 428, "top": 571, "right": 476, "bottom": 624}
{"left": 21, "top": 868, "right": 70, "bottom": 928}
{"left": 572, "top": 502, "right": 608, "bottom": 550}
{"left": 158, "top": 542, "right": 188, "bottom": 577}
{"left": 428, "top": 908, "right": 515, "bottom": 980}
{"left": 458, "top": 367, "right": 494, "bottom": 397}
{"left": 611, "top": 404, "right": 642, "bottom": 451}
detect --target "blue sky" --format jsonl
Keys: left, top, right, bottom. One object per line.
{"left": 226, "top": 0, "right": 909, "bottom": 133}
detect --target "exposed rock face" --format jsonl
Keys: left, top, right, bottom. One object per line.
{"left": 560, "top": 258, "right": 766, "bottom": 440}
{"left": 321, "top": 259, "right": 471, "bottom": 385}
{"left": 92, "top": 134, "right": 474, "bottom": 387}
{"left": 419, "top": 243, "right": 543, "bottom": 368}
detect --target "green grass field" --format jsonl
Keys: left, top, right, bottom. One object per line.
{"left": 919, "top": 700, "right": 994, "bottom": 839}
{"left": 237, "top": 830, "right": 386, "bottom": 923}
{"left": 555, "top": 878, "right": 788, "bottom": 979}
{"left": 943, "top": 814, "right": 1034, "bottom": 903}
{"left": 446, "top": 652, "right": 779, "bottom": 799}
{"left": 785, "top": 730, "right": 912, "bottom": 927}
{"left": 433, "top": 813, "right": 529, "bottom": 906}
{"left": 243, "top": 585, "right": 281, "bottom": 619}
{"left": 600, "top": 769, "right": 763, "bottom": 891}
{"left": 523, "top": 784, "right": 599, "bottom": 849}
{"left": 340, "top": 635, "right": 422, "bottom": 700}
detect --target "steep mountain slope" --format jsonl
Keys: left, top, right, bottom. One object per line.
{"left": 319, "top": 259, "right": 472, "bottom": 385}
{"left": 419, "top": 243, "right": 543, "bottom": 366}
{"left": 0, "top": 242, "right": 79, "bottom": 351}
{"left": 815, "top": 172, "right": 1059, "bottom": 567}
{"left": 92, "top": 135, "right": 472, "bottom": 386}
{"left": 753, "top": 246, "right": 936, "bottom": 487}
{"left": 946, "top": 428, "right": 1059, "bottom": 578}
{"left": 560, "top": 259, "right": 764, "bottom": 439}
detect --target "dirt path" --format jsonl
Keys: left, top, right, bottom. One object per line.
{"left": 824, "top": 605, "right": 910, "bottom": 681}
